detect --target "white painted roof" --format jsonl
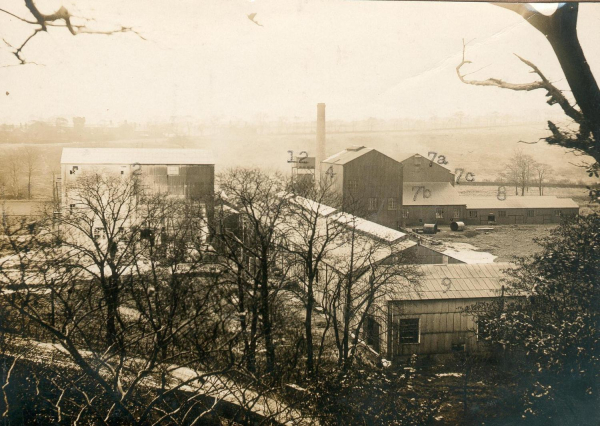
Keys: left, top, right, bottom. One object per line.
{"left": 392, "top": 263, "right": 518, "bottom": 300}
{"left": 322, "top": 146, "right": 374, "bottom": 165}
{"left": 61, "top": 148, "right": 215, "bottom": 165}
{"left": 403, "top": 182, "right": 464, "bottom": 206}
{"left": 463, "top": 196, "right": 579, "bottom": 210}
{"left": 329, "top": 211, "right": 407, "bottom": 243}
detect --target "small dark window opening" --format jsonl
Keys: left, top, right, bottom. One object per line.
{"left": 365, "top": 315, "right": 381, "bottom": 352}
{"left": 399, "top": 318, "right": 420, "bottom": 344}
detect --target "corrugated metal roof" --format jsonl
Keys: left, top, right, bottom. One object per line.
{"left": 463, "top": 196, "right": 579, "bottom": 210}
{"left": 392, "top": 263, "right": 517, "bottom": 301}
{"left": 322, "top": 146, "right": 374, "bottom": 165}
{"left": 402, "top": 182, "right": 464, "bottom": 206}
{"left": 61, "top": 148, "right": 215, "bottom": 165}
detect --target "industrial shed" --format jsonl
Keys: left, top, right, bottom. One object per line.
{"left": 401, "top": 182, "right": 466, "bottom": 226}
{"left": 363, "top": 263, "right": 519, "bottom": 361}
{"left": 463, "top": 196, "right": 580, "bottom": 225}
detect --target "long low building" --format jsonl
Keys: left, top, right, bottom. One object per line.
{"left": 463, "top": 196, "right": 580, "bottom": 225}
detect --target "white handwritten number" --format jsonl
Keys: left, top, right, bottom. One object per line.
{"left": 497, "top": 186, "right": 506, "bottom": 201}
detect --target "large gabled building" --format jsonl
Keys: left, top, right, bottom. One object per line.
{"left": 320, "top": 146, "right": 403, "bottom": 229}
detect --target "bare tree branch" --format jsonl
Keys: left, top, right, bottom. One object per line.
{"left": 1, "top": 1, "right": 145, "bottom": 65}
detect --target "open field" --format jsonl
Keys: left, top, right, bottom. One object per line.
{"left": 2, "top": 123, "right": 598, "bottom": 200}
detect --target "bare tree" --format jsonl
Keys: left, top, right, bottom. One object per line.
{"left": 457, "top": 3, "right": 600, "bottom": 177}
{"left": 0, "top": 178, "right": 245, "bottom": 424}
{"left": 280, "top": 181, "right": 345, "bottom": 376}
{"left": 214, "top": 168, "right": 292, "bottom": 376}
{"left": 1, "top": 149, "right": 23, "bottom": 199}
{"left": 501, "top": 150, "right": 535, "bottom": 196}
{"left": 0, "top": 1, "right": 144, "bottom": 65}
{"left": 319, "top": 212, "right": 419, "bottom": 371}
{"left": 533, "top": 162, "right": 553, "bottom": 196}
{"left": 23, "top": 147, "right": 39, "bottom": 199}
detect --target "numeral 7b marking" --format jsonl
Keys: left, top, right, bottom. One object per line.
{"left": 412, "top": 186, "right": 431, "bottom": 201}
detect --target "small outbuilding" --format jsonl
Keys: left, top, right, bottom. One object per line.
{"left": 363, "top": 263, "right": 520, "bottom": 361}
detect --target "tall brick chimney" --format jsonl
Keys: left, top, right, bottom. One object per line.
{"left": 316, "top": 103, "right": 326, "bottom": 183}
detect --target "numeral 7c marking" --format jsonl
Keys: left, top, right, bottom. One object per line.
{"left": 455, "top": 169, "right": 475, "bottom": 184}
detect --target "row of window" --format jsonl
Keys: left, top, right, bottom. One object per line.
{"left": 469, "top": 210, "right": 564, "bottom": 218}
{"left": 362, "top": 198, "right": 568, "bottom": 219}
{"left": 397, "top": 318, "right": 489, "bottom": 344}
{"left": 368, "top": 197, "right": 398, "bottom": 211}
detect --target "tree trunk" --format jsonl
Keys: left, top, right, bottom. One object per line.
{"left": 105, "top": 275, "right": 120, "bottom": 351}
{"left": 305, "top": 273, "right": 314, "bottom": 375}
{"left": 260, "top": 255, "right": 275, "bottom": 374}
{"left": 545, "top": 4, "right": 600, "bottom": 160}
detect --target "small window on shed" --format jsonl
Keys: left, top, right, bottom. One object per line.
{"left": 402, "top": 209, "right": 409, "bottom": 219}
{"left": 399, "top": 318, "right": 420, "bottom": 344}
{"left": 527, "top": 210, "right": 534, "bottom": 217}
{"left": 554, "top": 210, "right": 562, "bottom": 217}
{"left": 469, "top": 210, "right": 477, "bottom": 218}
{"left": 498, "top": 210, "right": 506, "bottom": 217}
{"left": 435, "top": 208, "right": 444, "bottom": 219}
{"left": 414, "top": 156, "right": 422, "bottom": 167}
{"left": 453, "top": 209, "right": 460, "bottom": 218}
{"left": 167, "top": 166, "right": 180, "bottom": 176}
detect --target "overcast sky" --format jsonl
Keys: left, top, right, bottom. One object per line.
{"left": 1, "top": 0, "right": 600, "bottom": 124}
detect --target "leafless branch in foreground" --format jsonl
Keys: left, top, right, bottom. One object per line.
{"left": 0, "top": 1, "right": 145, "bottom": 65}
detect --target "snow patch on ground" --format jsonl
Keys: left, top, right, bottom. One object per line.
{"left": 435, "top": 372, "right": 463, "bottom": 378}
{"left": 441, "top": 242, "right": 497, "bottom": 264}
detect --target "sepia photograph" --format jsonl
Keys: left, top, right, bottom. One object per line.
{"left": 0, "top": 0, "right": 598, "bottom": 424}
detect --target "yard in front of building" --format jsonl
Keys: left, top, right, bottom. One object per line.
{"left": 429, "top": 224, "right": 557, "bottom": 262}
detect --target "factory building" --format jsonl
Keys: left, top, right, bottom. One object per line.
{"left": 321, "top": 146, "right": 403, "bottom": 229}
{"left": 60, "top": 148, "right": 214, "bottom": 205}
{"left": 59, "top": 148, "right": 215, "bottom": 239}
{"left": 295, "top": 104, "right": 580, "bottom": 230}
{"left": 463, "top": 196, "right": 580, "bottom": 225}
